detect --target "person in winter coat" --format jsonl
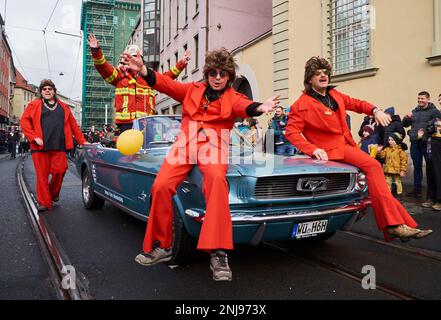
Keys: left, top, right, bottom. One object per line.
{"left": 377, "top": 133, "right": 408, "bottom": 197}
{"left": 358, "top": 124, "right": 378, "bottom": 157}
{"left": 422, "top": 117, "right": 441, "bottom": 210}
{"left": 88, "top": 33, "right": 190, "bottom": 133}
{"left": 7, "top": 126, "right": 19, "bottom": 159}
{"left": 402, "top": 91, "right": 441, "bottom": 197}
{"left": 358, "top": 115, "right": 381, "bottom": 144}
{"left": 20, "top": 79, "right": 88, "bottom": 212}
{"left": 0, "top": 128, "right": 6, "bottom": 153}
{"left": 270, "top": 106, "right": 296, "bottom": 156}
{"left": 380, "top": 107, "right": 406, "bottom": 146}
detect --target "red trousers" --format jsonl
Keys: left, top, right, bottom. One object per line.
{"left": 31, "top": 151, "right": 68, "bottom": 209}
{"left": 143, "top": 140, "right": 232, "bottom": 253}
{"left": 341, "top": 145, "right": 417, "bottom": 237}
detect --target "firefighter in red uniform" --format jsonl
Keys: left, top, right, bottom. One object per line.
{"left": 286, "top": 57, "right": 433, "bottom": 241}
{"left": 122, "top": 48, "right": 280, "bottom": 281}
{"left": 87, "top": 34, "right": 190, "bottom": 133}
{"left": 20, "top": 79, "right": 88, "bottom": 212}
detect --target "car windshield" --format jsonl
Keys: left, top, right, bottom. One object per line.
{"left": 134, "top": 116, "right": 253, "bottom": 151}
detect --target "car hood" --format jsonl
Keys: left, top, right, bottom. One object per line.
{"left": 227, "top": 153, "right": 359, "bottom": 177}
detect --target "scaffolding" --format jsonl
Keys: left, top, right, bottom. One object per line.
{"left": 81, "top": 0, "right": 141, "bottom": 129}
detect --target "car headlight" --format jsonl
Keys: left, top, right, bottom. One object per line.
{"left": 355, "top": 171, "right": 367, "bottom": 192}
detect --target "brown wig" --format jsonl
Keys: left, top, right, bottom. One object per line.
{"left": 303, "top": 56, "right": 332, "bottom": 91}
{"left": 203, "top": 48, "right": 238, "bottom": 86}
{"left": 39, "top": 79, "right": 57, "bottom": 98}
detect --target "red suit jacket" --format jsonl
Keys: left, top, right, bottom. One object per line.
{"left": 20, "top": 99, "right": 87, "bottom": 151}
{"left": 152, "top": 72, "right": 255, "bottom": 144}
{"left": 286, "top": 89, "right": 375, "bottom": 160}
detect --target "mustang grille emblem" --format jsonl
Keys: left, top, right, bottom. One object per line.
{"left": 297, "top": 178, "right": 330, "bottom": 192}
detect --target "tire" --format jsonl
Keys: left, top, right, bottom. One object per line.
{"left": 170, "top": 202, "right": 197, "bottom": 264}
{"left": 82, "top": 168, "right": 105, "bottom": 210}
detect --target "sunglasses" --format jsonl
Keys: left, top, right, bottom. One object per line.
{"left": 314, "top": 69, "right": 331, "bottom": 76}
{"left": 208, "top": 70, "right": 228, "bottom": 78}
{"left": 42, "top": 87, "right": 54, "bottom": 92}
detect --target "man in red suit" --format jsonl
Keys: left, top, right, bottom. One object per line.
{"left": 20, "top": 79, "right": 88, "bottom": 212}
{"left": 286, "top": 57, "right": 432, "bottom": 241}
{"left": 123, "top": 48, "right": 279, "bottom": 281}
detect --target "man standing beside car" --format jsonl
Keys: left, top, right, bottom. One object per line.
{"left": 286, "top": 56, "right": 432, "bottom": 242}
{"left": 402, "top": 91, "right": 441, "bottom": 197}
{"left": 20, "top": 79, "right": 88, "bottom": 212}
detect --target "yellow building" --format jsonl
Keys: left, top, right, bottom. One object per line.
{"left": 12, "top": 70, "right": 36, "bottom": 125}
{"left": 234, "top": 0, "right": 441, "bottom": 140}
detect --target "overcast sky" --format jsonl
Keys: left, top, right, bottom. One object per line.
{"left": 2, "top": 0, "right": 83, "bottom": 100}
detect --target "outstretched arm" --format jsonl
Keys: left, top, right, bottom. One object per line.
{"left": 87, "top": 33, "right": 121, "bottom": 86}
{"left": 163, "top": 50, "right": 191, "bottom": 79}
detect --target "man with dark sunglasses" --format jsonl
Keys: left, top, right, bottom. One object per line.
{"left": 122, "top": 48, "right": 280, "bottom": 281}
{"left": 286, "top": 56, "right": 432, "bottom": 242}
{"left": 20, "top": 79, "right": 88, "bottom": 212}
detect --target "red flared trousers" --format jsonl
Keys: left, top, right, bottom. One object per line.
{"left": 143, "top": 141, "right": 232, "bottom": 253}
{"left": 31, "top": 151, "right": 68, "bottom": 209}
{"left": 341, "top": 144, "right": 417, "bottom": 237}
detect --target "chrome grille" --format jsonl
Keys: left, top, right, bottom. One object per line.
{"left": 255, "top": 173, "right": 352, "bottom": 199}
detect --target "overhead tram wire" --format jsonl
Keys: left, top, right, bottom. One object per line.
{"left": 69, "top": 39, "right": 82, "bottom": 98}
{"left": 42, "top": 0, "right": 60, "bottom": 79}
{"left": 6, "top": 34, "right": 29, "bottom": 80}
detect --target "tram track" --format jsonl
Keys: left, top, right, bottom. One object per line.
{"left": 264, "top": 240, "right": 421, "bottom": 300}
{"left": 16, "top": 157, "right": 91, "bottom": 300}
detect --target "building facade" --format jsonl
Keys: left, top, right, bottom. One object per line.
{"left": 81, "top": 0, "right": 141, "bottom": 129}
{"left": 12, "top": 70, "right": 36, "bottom": 125}
{"left": 155, "top": 0, "right": 272, "bottom": 114}
{"left": 0, "top": 14, "right": 15, "bottom": 129}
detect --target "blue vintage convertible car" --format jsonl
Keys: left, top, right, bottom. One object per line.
{"left": 74, "top": 115, "right": 371, "bottom": 262}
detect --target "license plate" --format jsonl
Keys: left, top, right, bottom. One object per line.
{"left": 291, "top": 220, "right": 328, "bottom": 239}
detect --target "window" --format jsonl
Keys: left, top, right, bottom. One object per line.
{"left": 195, "top": 0, "right": 199, "bottom": 14}
{"left": 168, "top": 0, "right": 172, "bottom": 42}
{"left": 167, "top": 58, "right": 171, "bottom": 71}
{"left": 330, "top": 0, "right": 371, "bottom": 75}
{"left": 174, "top": 51, "right": 179, "bottom": 66}
{"left": 183, "top": 43, "right": 188, "bottom": 76}
{"left": 176, "top": 1, "right": 180, "bottom": 34}
{"left": 193, "top": 34, "right": 199, "bottom": 70}
{"left": 185, "top": 0, "right": 188, "bottom": 23}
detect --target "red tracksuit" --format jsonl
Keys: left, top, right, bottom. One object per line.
{"left": 143, "top": 72, "right": 256, "bottom": 253}
{"left": 20, "top": 99, "right": 87, "bottom": 209}
{"left": 286, "top": 90, "right": 417, "bottom": 239}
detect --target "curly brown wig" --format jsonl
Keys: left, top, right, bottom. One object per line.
{"left": 203, "top": 48, "right": 238, "bottom": 86}
{"left": 304, "top": 56, "right": 332, "bottom": 91}
{"left": 39, "top": 79, "right": 57, "bottom": 97}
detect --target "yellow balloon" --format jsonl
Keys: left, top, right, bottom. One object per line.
{"left": 116, "top": 129, "right": 144, "bottom": 156}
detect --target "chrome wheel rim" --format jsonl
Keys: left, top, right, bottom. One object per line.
{"left": 83, "top": 174, "right": 91, "bottom": 203}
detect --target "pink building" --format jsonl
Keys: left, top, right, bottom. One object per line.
{"left": 156, "top": 0, "right": 272, "bottom": 114}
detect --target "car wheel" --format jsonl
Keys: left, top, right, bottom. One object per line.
{"left": 170, "top": 203, "right": 197, "bottom": 264}
{"left": 82, "top": 168, "right": 105, "bottom": 210}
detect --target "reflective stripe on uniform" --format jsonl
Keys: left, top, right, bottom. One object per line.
{"left": 115, "top": 88, "right": 136, "bottom": 95}
{"left": 93, "top": 56, "right": 106, "bottom": 65}
{"left": 105, "top": 69, "right": 119, "bottom": 84}
{"left": 171, "top": 66, "right": 181, "bottom": 76}
{"left": 114, "top": 112, "right": 133, "bottom": 120}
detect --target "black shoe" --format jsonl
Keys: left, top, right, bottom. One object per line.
{"left": 38, "top": 205, "right": 48, "bottom": 212}
{"left": 406, "top": 189, "right": 422, "bottom": 197}
{"left": 53, "top": 196, "right": 59, "bottom": 202}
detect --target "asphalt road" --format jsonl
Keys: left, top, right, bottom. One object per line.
{"left": 0, "top": 156, "right": 56, "bottom": 300}
{"left": 9, "top": 157, "right": 440, "bottom": 300}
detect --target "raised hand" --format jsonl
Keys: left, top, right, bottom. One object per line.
{"left": 87, "top": 33, "right": 99, "bottom": 49}
{"left": 374, "top": 109, "right": 392, "bottom": 127}
{"left": 121, "top": 52, "right": 145, "bottom": 74}
{"left": 312, "top": 148, "right": 328, "bottom": 161}
{"left": 179, "top": 50, "right": 192, "bottom": 63}
{"left": 257, "top": 95, "right": 281, "bottom": 114}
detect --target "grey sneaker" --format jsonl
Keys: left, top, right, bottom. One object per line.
{"left": 135, "top": 247, "right": 172, "bottom": 266}
{"left": 421, "top": 199, "right": 435, "bottom": 208}
{"left": 210, "top": 250, "right": 232, "bottom": 281}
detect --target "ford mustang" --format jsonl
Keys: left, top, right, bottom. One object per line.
{"left": 74, "top": 115, "right": 371, "bottom": 263}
